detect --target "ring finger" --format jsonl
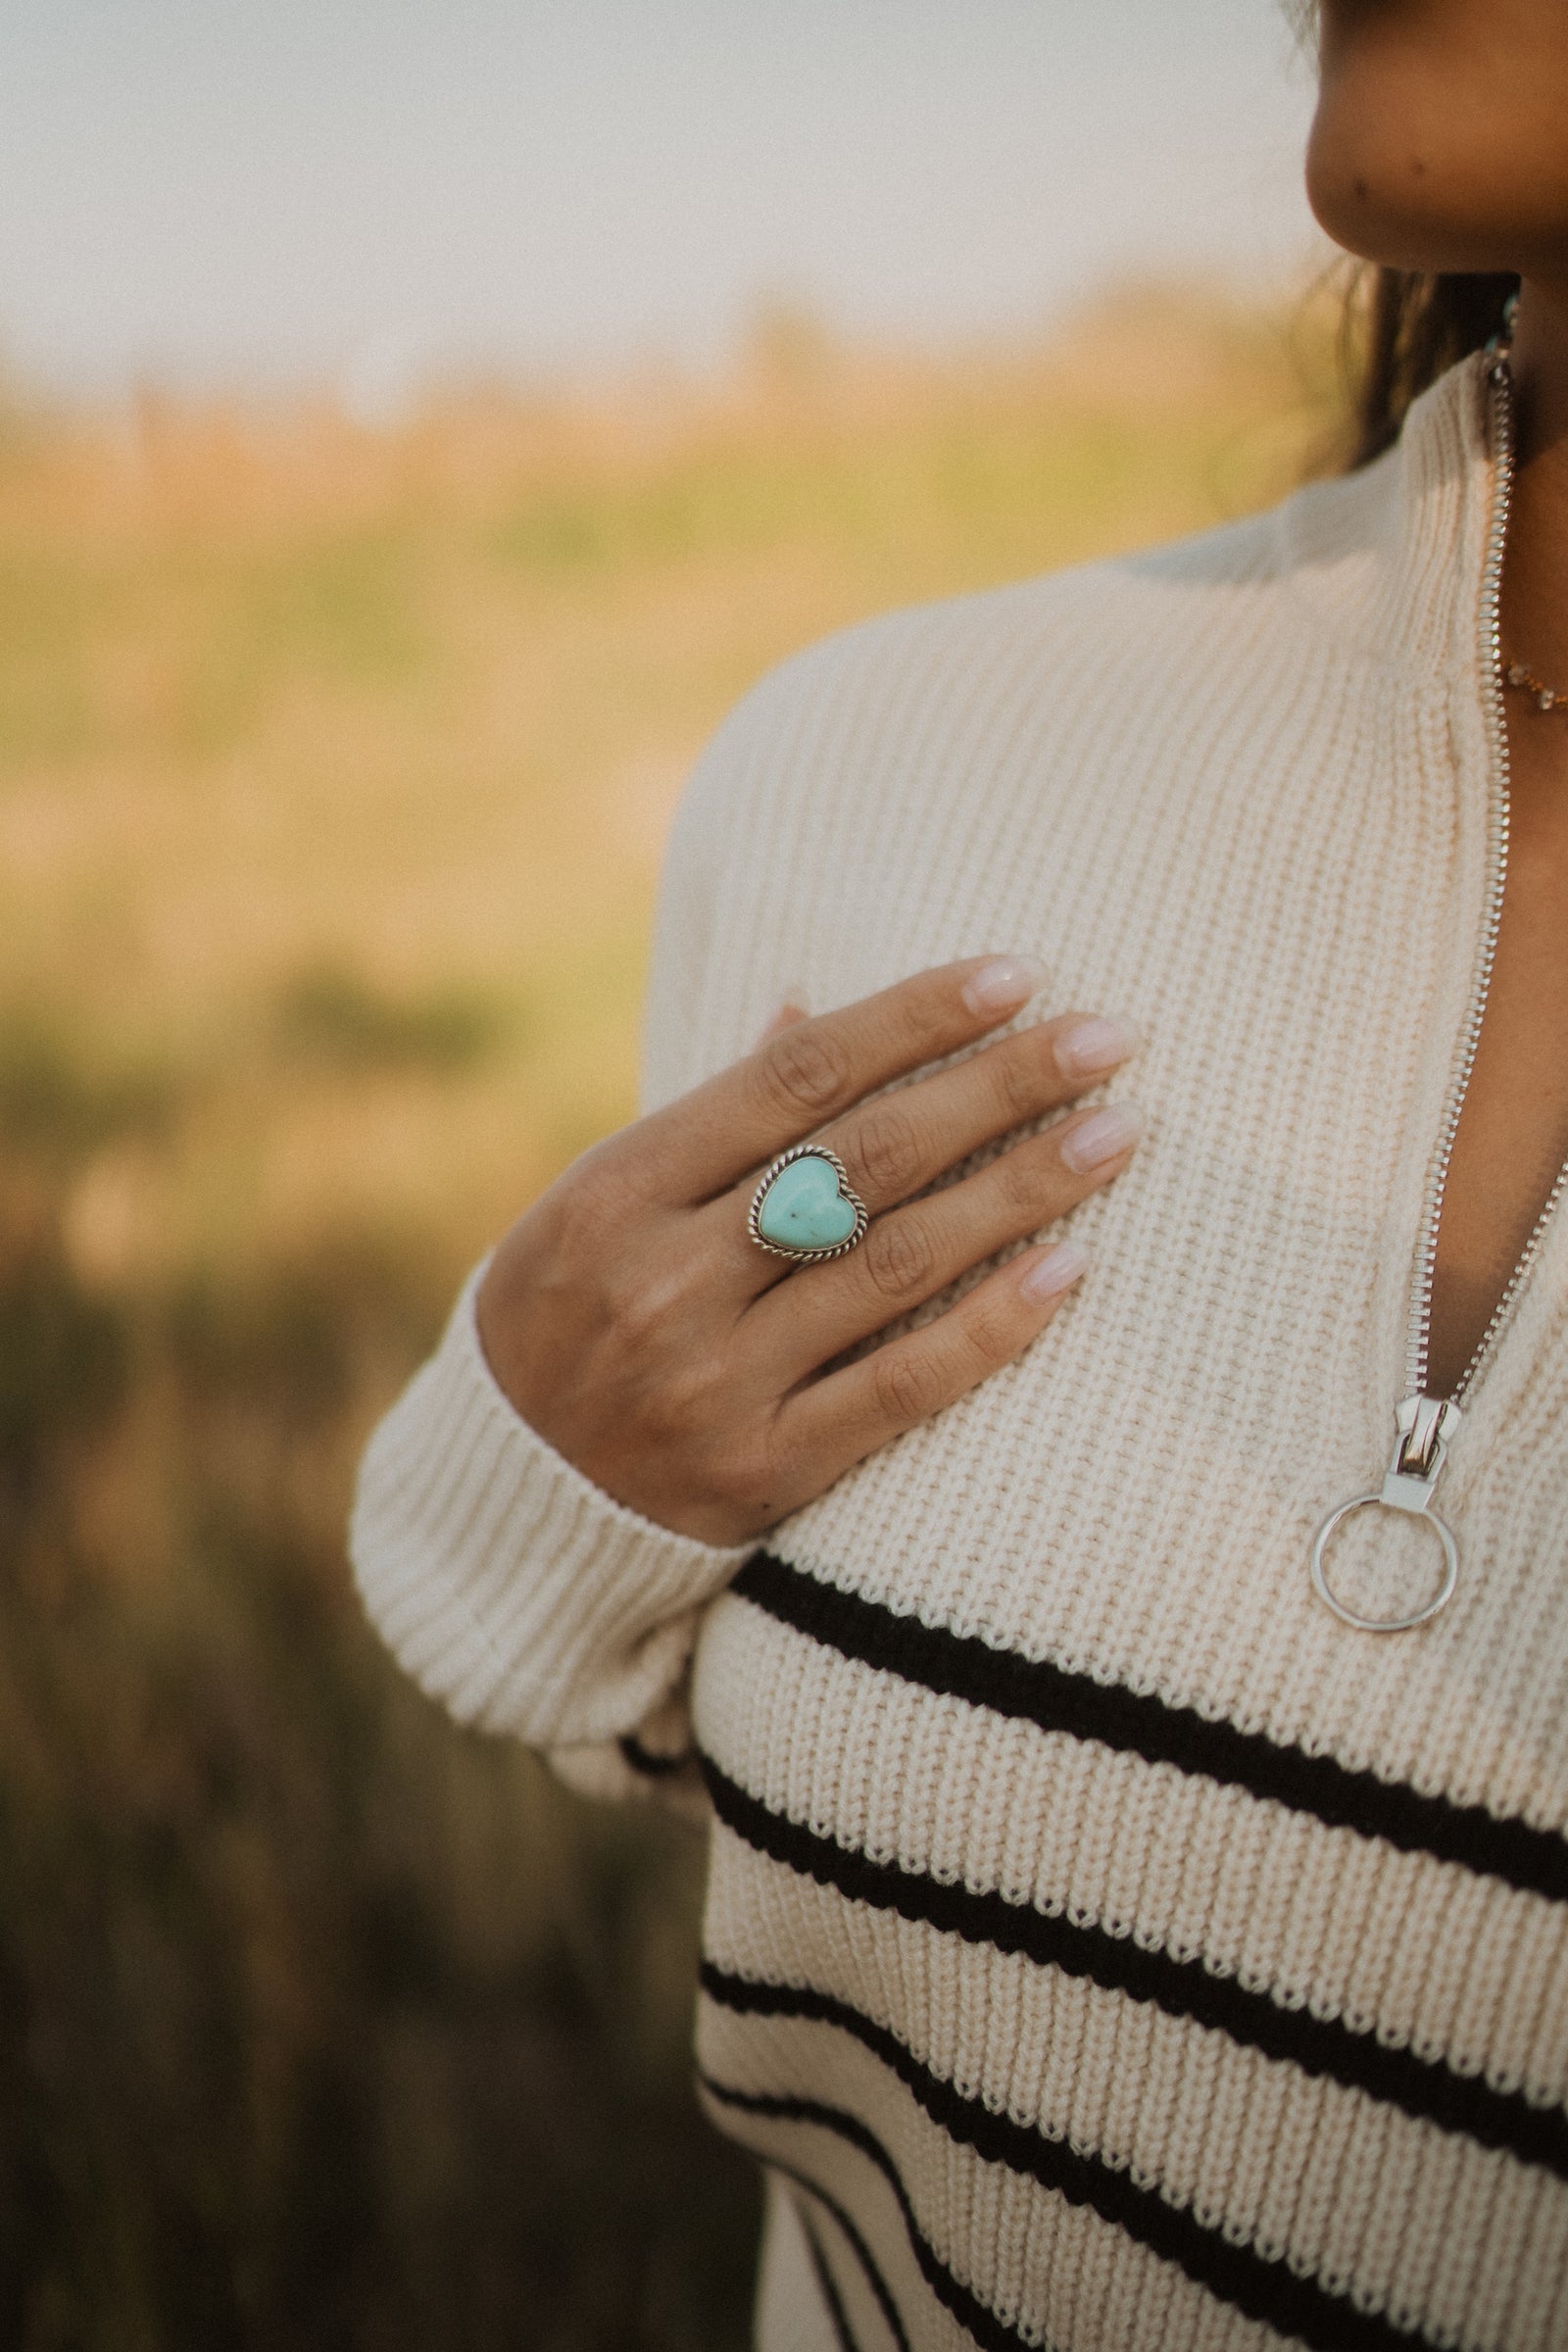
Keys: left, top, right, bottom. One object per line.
{"left": 721, "top": 1007, "right": 1137, "bottom": 1300}
{"left": 748, "top": 1098, "right": 1143, "bottom": 1386}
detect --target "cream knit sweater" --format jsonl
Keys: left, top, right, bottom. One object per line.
{"left": 350, "top": 351, "right": 1568, "bottom": 2352}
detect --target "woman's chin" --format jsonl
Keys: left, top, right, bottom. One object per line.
{"left": 1306, "top": 160, "right": 1523, "bottom": 277}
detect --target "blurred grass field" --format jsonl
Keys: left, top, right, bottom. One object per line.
{"left": 0, "top": 285, "right": 1346, "bottom": 2351}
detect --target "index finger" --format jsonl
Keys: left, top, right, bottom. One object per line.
{"left": 631, "top": 953, "right": 1048, "bottom": 1204}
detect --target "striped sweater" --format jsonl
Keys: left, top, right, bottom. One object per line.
{"left": 350, "top": 348, "right": 1568, "bottom": 2351}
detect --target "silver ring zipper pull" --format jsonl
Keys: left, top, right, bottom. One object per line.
{"left": 1307, "top": 345, "right": 1568, "bottom": 1631}
{"left": 1310, "top": 1396, "right": 1462, "bottom": 1633}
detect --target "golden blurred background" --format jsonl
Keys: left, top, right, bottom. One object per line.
{"left": 0, "top": 286, "right": 1346, "bottom": 2349}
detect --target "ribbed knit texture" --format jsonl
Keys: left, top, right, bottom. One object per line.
{"left": 350, "top": 352, "right": 1568, "bottom": 2350}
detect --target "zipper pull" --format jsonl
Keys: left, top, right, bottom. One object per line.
{"left": 1309, "top": 1395, "right": 1462, "bottom": 1633}
{"left": 1384, "top": 1393, "right": 1463, "bottom": 1503}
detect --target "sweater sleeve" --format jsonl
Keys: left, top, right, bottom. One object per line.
{"left": 348, "top": 726, "right": 758, "bottom": 1811}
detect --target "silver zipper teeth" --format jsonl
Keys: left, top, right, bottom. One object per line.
{"left": 1406, "top": 353, "right": 1568, "bottom": 1406}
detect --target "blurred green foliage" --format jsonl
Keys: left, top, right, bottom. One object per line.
{"left": 274, "top": 967, "right": 517, "bottom": 1077}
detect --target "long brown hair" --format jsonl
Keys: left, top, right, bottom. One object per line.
{"left": 1346, "top": 269, "right": 1520, "bottom": 468}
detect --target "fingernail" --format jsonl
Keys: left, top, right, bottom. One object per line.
{"left": 961, "top": 956, "right": 1049, "bottom": 1015}
{"left": 756, "top": 988, "right": 810, "bottom": 1044}
{"left": 1059, "top": 1103, "right": 1144, "bottom": 1173}
{"left": 1054, "top": 1014, "right": 1140, "bottom": 1079}
{"left": 1018, "top": 1236, "right": 1089, "bottom": 1302}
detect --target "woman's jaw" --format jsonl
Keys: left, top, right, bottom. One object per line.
{"left": 1305, "top": 0, "right": 1568, "bottom": 293}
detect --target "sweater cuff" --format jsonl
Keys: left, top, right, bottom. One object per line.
{"left": 349, "top": 1260, "right": 756, "bottom": 1744}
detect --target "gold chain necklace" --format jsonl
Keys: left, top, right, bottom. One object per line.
{"left": 1503, "top": 658, "right": 1568, "bottom": 713}
{"left": 1494, "top": 292, "right": 1568, "bottom": 716}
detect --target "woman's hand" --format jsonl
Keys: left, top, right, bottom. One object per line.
{"left": 476, "top": 955, "right": 1142, "bottom": 1546}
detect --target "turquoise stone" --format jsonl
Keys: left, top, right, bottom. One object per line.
{"left": 757, "top": 1153, "right": 858, "bottom": 1252}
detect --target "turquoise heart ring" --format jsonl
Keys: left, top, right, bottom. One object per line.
{"left": 748, "top": 1144, "right": 869, "bottom": 1264}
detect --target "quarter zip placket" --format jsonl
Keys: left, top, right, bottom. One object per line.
{"left": 1311, "top": 347, "right": 1568, "bottom": 1633}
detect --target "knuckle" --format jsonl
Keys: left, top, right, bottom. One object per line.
{"left": 871, "top": 1345, "right": 945, "bottom": 1428}
{"left": 995, "top": 1139, "right": 1055, "bottom": 1216}
{"left": 961, "top": 1287, "right": 1019, "bottom": 1369}
{"left": 854, "top": 1102, "right": 926, "bottom": 1199}
{"left": 552, "top": 1160, "right": 625, "bottom": 1266}
{"left": 995, "top": 1032, "right": 1053, "bottom": 1128}
{"left": 862, "top": 1211, "right": 938, "bottom": 1303}
{"left": 760, "top": 1025, "right": 852, "bottom": 1119}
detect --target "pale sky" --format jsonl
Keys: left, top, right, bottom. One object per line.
{"left": 1, "top": 1, "right": 1326, "bottom": 399}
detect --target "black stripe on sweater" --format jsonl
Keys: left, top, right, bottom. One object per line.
{"left": 703, "top": 1961, "right": 1429, "bottom": 2352}
{"left": 701, "top": 1753, "right": 1568, "bottom": 2182}
{"left": 732, "top": 1549, "right": 1568, "bottom": 1907}
{"left": 800, "top": 2208, "right": 861, "bottom": 2352}
{"left": 701, "top": 2072, "right": 1055, "bottom": 2352}
{"left": 762, "top": 2151, "right": 910, "bottom": 2352}
{"left": 700, "top": 2032, "right": 1407, "bottom": 2352}
{"left": 617, "top": 1733, "right": 690, "bottom": 1781}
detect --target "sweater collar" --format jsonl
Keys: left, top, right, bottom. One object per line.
{"left": 1342, "top": 347, "right": 1497, "bottom": 690}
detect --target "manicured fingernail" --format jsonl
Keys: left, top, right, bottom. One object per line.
{"left": 1059, "top": 1104, "right": 1144, "bottom": 1173}
{"left": 1018, "top": 1237, "right": 1089, "bottom": 1302}
{"left": 756, "top": 989, "right": 810, "bottom": 1044}
{"left": 962, "top": 956, "right": 1049, "bottom": 1015}
{"left": 1054, "top": 1015, "right": 1139, "bottom": 1079}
